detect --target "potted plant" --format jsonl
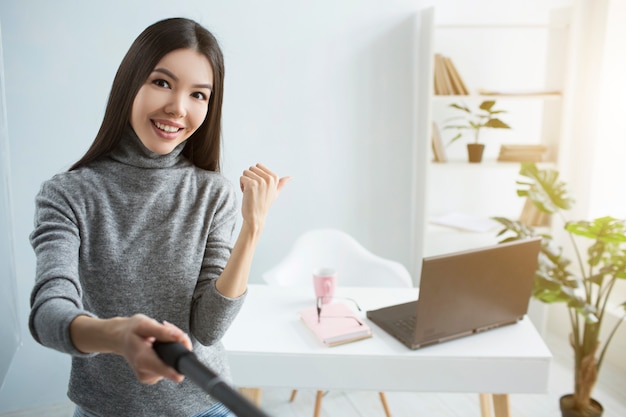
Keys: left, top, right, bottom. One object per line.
{"left": 444, "top": 100, "right": 511, "bottom": 163}
{"left": 492, "top": 162, "right": 626, "bottom": 417}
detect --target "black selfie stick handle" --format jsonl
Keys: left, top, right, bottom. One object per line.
{"left": 153, "top": 341, "right": 271, "bottom": 417}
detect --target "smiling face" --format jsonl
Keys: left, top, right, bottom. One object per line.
{"left": 130, "top": 48, "right": 214, "bottom": 155}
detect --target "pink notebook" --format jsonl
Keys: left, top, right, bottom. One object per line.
{"left": 299, "top": 303, "right": 372, "bottom": 347}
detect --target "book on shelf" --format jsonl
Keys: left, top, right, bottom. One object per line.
{"left": 497, "top": 144, "right": 547, "bottom": 162}
{"left": 299, "top": 302, "right": 372, "bottom": 347}
{"left": 431, "top": 121, "right": 447, "bottom": 162}
{"left": 497, "top": 154, "right": 544, "bottom": 162}
{"left": 433, "top": 53, "right": 469, "bottom": 95}
{"left": 433, "top": 54, "right": 452, "bottom": 95}
{"left": 443, "top": 56, "right": 469, "bottom": 95}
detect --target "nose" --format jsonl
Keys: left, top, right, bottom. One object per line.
{"left": 164, "top": 93, "right": 186, "bottom": 118}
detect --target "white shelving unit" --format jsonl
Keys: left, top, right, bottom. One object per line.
{"left": 415, "top": 6, "right": 575, "bottom": 259}
{"left": 412, "top": 6, "right": 579, "bottom": 335}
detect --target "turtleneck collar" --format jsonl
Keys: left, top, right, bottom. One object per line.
{"left": 108, "top": 127, "right": 189, "bottom": 169}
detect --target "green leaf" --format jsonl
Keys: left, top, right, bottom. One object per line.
{"left": 565, "top": 217, "right": 626, "bottom": 243}
{"left": 484, "top": 118, "right": 511, "bottom": 129}
{"left": 447, "top": 133, "right": 463, "bottom": 145}
{"left": 443, "top": 100, "right": 511, "bottom": 145}
{"left": 493, "top": 161, "right": 626, "bottom": 375}
{"left": 517, "top": 163, "right": 574, "bottom": 214}
{"left": 479, "top": 100, "right": 495, "bottom": 111}
{"left": 448, "top": 103, "right": 470, "bottom": 113}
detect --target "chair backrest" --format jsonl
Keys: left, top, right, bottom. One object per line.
{"left": 262, "top": 228, "right": 412, "bottom": 288}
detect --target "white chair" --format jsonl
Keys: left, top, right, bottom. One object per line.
{"left": 263, "top": 228, "right": 412, "bottom": 288}
{"left": 262, "top": 228, "right": 412, "bottom": 417}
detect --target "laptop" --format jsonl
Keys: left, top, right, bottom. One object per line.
{"left": 366, "top": 238, "right": 541, "bottom": 350}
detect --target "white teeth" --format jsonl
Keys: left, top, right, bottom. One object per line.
{"left": 154, "top": 121, "right": 180, "bottom": 133}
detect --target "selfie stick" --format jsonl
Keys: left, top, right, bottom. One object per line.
{"left": 153, "top": 341, "right": 271, "bottom": 417}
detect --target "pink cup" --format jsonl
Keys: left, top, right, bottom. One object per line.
{"left": 313, "top": 268, "right": 337, "bottom": 304}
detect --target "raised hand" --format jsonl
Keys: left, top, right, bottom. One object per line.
{"left": 239, "top": 163, "right": 291, "bottom": 231}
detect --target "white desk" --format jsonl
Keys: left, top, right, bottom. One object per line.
{"left": 223, "top": 284, "right": 552, "bottom": 416}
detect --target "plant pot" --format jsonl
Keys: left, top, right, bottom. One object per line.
{"left": 559, "top": 394, "right": 604, "bottom": 417}
{"left": 467, "top": 143, "right": 485, "bottom": 163}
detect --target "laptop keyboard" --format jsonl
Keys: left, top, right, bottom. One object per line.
{"left": 392, "top": 315, "right": 417, "bottom": 333}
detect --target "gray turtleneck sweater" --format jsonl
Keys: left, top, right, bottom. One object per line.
{"left": 29, "top": 129, "right": 245, "bottom": 417}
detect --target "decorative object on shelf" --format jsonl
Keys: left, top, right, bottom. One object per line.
{"left": 431, "top": 122, "right": 447, "bottom": 162}
{"left": 493, "top": 162, "right": 626, "bottom": 417}
{"left": 497, "top": 144, "right": 547, "bottom": 162}
{"left": 444, "top": 100, "right": 512, "bottom": 163}
{"left": 433, "top": 53, "right": 468, "bottom": 95}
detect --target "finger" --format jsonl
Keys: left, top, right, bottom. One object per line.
{"left": 130, "top": 335, "right": 185, "bottom": 384}
{"left": 240, "top": 168, "right": 262, "bottom": 188}
{"left": 144, "top": 376, "right": 164, "bottom": 385}
{"left": 162, "top": 321, "right": 192, "bottom": 349}
{"left": 244, "top": 166, "right": 266, "bottom": 181}
{"left": 143, "top": 360, "right": 183, "bottom": 384}
{"left": 251, "top": 163, "right": 278, "bottom": 180}
{"left": 240, "top": 176, "right": 256, "bottom": 193}
{"left": 277, "top": 176, "right": 292, "bottom": 192}
{"left": 135, "top": 319, "right": 190, "bottom": 381}
{"left": 137, "top": 371, "right": 165, "bottom": 385}
{"left": 245, "top": 163, "right": 278, "bottom": 180}
{"left": 144, "top": 340, "right": 186, "bottom": 383}
{"left": 180, "top": 332, "right": 193, "bottom": 351}
{"left": 136, "top": 317, "right": 187, "bottom": 343}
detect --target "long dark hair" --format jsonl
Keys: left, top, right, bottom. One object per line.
{"left": 69, "top": 18, "right": 225, "bottom": 172}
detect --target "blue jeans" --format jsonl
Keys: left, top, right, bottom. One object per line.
{"left": 74, "top": 402, "right": 234, "bottom": 417}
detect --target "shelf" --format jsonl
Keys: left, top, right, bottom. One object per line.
{"left": 429, "top": 159, "right": 557, "bottom": 168}
{"left": 417, "top": 6, "right": 573, "bottom": 271}
{"left": 433, "top": 93, "right": 562, "bottom": 100}
{"left": 435, "top": 23, "right": 569, "bottom": 30}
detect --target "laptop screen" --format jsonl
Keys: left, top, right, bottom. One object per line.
{"left": 413, "top": 238, "right": 541, "bottom": 344}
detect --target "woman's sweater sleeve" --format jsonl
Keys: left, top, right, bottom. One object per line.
{"left": 29, "top": 180, "right": 96, "bottom": 356}
{"left": 190, "top": 183, "right": 246, "bottom": 346}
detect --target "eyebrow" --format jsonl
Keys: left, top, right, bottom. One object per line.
{"left": 153, "top": 67, "right": 213, "bottom": 91}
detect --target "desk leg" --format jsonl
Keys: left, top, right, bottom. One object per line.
{"left": 492, "top": 394, "right": 510, "bottom": 417}
{"left": 379, "top": 392, "right": 393, "bottom": 417}
{"left": 479, "top": 393, "right": 492, "bottom": 417}
{"left": 238, "top": 387, "right": 263, "bottom": 406}
{"left": 314, "top": 390, "right": 324, "bottom": 417}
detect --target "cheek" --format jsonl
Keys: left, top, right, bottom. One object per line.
{"left": 190, "top": 104, "right": 209, "bottom": 130}
{"left": 130, "top": 90, "right": 149, "bottom": 123}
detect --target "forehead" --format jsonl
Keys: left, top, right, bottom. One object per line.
{"left": 153, "top": 48, "right": 214, "bottom": 84}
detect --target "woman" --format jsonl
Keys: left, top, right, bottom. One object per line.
{"left": 28, "top": 17, "right": 289, "bottom": 417}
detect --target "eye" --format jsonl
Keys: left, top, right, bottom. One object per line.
{"left": 191, "top": 91, "right": 208, "bottom": 101}
{"left": 152, "top": 79, "right": 170, "bottom": 89}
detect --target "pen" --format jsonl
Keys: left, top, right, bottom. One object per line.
{"left": 316, "top": 296, "right": 322, "bottom": 323}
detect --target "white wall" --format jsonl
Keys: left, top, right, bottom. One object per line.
{"left": 0, "top": 0, "right": 424, "bottom": 412}
{"left": 0, "top": 20, "right": 21, "bottom": 391}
